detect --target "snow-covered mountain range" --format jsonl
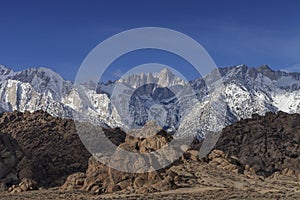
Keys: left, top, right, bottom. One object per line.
{"left": 0, "top": 64, "right": 299, "bottom": 137}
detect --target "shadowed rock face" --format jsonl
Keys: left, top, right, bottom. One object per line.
{"left": 0, "top": 110, "right": 91, "bottom": 187}
{"left": 0, "top": 133, "right": 25, "bottom": 191}
{"left": 215, "top": 111, "right": 300, "bottom": 177}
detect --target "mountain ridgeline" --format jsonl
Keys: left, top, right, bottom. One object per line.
{"left": 0, "top": 64, "right": 300, "bottom": 137}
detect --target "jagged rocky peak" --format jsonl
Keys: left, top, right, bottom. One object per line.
{"left": 0, "top": 64, "right": 13, "bottom": 77}
{"left": 118, "top": 68, "right": 186, "bottom": 88}
{"left": 156, "top": 68, "right": 180, "bottom": 87}
{"left": 117, "top": 73, "right": 145, "bottom": 88}
{"left": 256, "top": 64, "right": 282, "bottom": 80}
{"left": 217, "top": 64, "right": 249, "bottom": 80}
{"left": 257, "top": 64, "right": 272, "bottom": 71}
{"left": 10, "top": 67, "right": 72, "bottom": 100}
{"left": 219, "top": 64, "right": 247, "bottom": 73}
{"left": 12, "top": 67, "right": 64, "bottom": 84}
{"left": 255, "top": 64, "right": 300, "bottom": 83}
{"left": 217, "top": 64, "right": 300, "bottom": 84}
{"left": 157, "top": 68, "right": 174, "bottom": 79}
{"left": 146, "top": 72, "right": 155, "bottom": 82}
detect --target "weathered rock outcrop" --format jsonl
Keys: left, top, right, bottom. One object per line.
{"left": 216, "top": 111, "right": 300, "bottom": 179}
{"left": 62, "top": 121, "right": 178, "bottom": 194}
{"left": 62, "top": 156, "right": 177, "bottom": 194}
{"left": 0, "top": 133, "right": 24, "bottom": 191}
{"left": 0, "top": 111, "right": 91, "bottom": 187}
{"left": 8, "top": 178, "right": 38, "bottom": 193}
{"left": 62, "top": 111, "right": 300, "bottom": 194}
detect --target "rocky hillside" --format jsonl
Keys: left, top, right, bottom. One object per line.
{"left": 0, "top": 111, "right": 91, "bottom": 188}
{"left": 1, "top": 110, "right": 300, "bottom": 199}
{"left": 215, "top": 111, "right": 300, "bottom": 178}
{"left": 61, "top": 111, "right": 300, "bottom": 195}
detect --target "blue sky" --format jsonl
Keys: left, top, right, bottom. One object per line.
{"left": 0, "top": 0, "right": 300, "bottom": 81}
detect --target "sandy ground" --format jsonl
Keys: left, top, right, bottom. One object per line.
{"left": 1, "top": 186, "right": 300, "bottom": 200}
{"left": 2, "top": 161, "right": 300, "bottom": 200}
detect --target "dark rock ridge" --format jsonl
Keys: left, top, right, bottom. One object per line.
{"left": 215, "top": 111, "right": 300, "bottom": 177}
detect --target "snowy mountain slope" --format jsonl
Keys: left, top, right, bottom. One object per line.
{"left": 0, "top": 64, "right": 116, "bottom": 127}
{"left": 0, "top": 64, "right": 300, "bottom": 137}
